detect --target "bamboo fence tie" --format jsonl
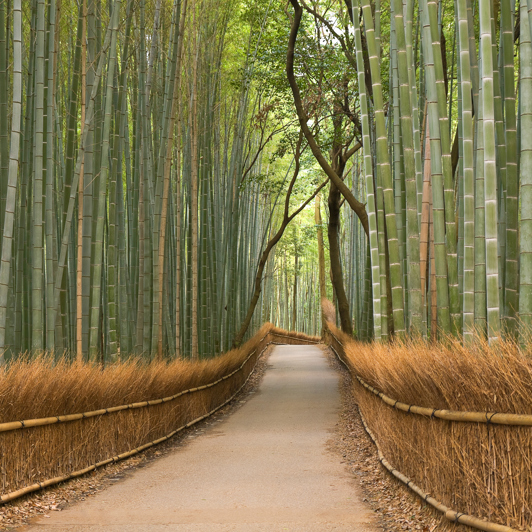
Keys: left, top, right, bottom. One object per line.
{"left": 326, "top": 327, "right": 532, "bottom": 427}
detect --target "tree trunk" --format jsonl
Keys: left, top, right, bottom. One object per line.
{"left": 315, "top": 194, "right": 327, "bottom": 333}
{"left": 292, "top": 252, "right": 298, "bottom": 330}
{"left": 328, "top": 181, "right": 353, "bottom": 336}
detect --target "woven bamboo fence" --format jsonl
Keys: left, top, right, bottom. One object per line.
{"left": 0, "top": 325, "right": 319, "bottom": 504}
{"left": 324, "top": 322, "right": 531, "bottom": 532}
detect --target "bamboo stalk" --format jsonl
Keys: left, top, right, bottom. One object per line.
{"left": 479, "top": 0, "right": 501, "bottom": 342}
{"left": 0, "top": 0, "right": 22, "bottom": 358}
{"left": 360, "top": 0, "right": 405, "bottom": 337}
{"left": 520, "top": 0, "right": 532, "bottom": 336}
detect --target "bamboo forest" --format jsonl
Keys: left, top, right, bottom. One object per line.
{"left": 0, "top": 0, "right": 531, "bottom": 361}
{"left": 3, "top": 0, "right": 532, "bottom": 530}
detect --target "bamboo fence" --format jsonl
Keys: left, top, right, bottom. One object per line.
{"left": 324, "top": 322, "right": 531, "bottom": 531}
{"left": 0, "top": 326, "right": 319, "bottom": 504}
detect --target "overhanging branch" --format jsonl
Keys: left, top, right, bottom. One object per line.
{"left": 286, "top": 0, "right": 369, "bottom": 237}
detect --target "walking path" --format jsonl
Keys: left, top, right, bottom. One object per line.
{"left": 25, "top": 345, "right": 379, "bottom": 531}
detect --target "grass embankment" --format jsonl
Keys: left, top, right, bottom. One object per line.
{"left": 0, "top": 325, "right": 319, "bottom": 501}
{"left": 326, "top": 323, "right": 532, "bottom": 531}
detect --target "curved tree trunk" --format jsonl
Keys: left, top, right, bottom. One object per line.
{"left": 232, "top": 134, "right": 329, "bottom": 347}
{"left": 286, "top": 0, "right": 369, "bottom": 238}
{"left": 328, "top": 182, "right": 353, "bottom": 336}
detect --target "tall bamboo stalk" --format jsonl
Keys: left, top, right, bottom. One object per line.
{"left": 519, "top": 0, "right": 532, "bottom": 335}
{"left": 360, "top": 0, "right": 405, "bottom": 337}
{"left": 0, "top": 0, "right": 22, "bottom": 359}
{"left": 479, "top": 0, "right": 500, "bottom": 342}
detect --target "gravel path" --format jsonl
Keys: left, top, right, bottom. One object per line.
{"left": 23, "top": 344, "right": 379, "bottom": 531}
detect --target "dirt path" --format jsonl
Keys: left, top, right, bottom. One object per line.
{"left": 25, "top": 345, "right": 379, "bottom": 531}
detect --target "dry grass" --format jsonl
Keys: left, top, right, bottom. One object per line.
{"left": 325, "top": 323, "right": 532, "bottom": 531}
{"left": 0, "top": 325, "right": 318, "bottom": 499}
{"left": 322, "top": 298, "right": 336, "bottom": 325}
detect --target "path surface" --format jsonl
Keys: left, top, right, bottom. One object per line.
{"left": 26, "top": 345, "right": 378, "bottom": 531}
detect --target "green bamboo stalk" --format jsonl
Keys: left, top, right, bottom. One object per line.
{"left": 420, "top": 0, "right": 451, "bottom": 334}
{"left": 491, "top": 13, "right": 506, "bottom": 323}
{"left": 503, "top": 0, "right": 518, "bottom": 335}
{"left": 519, "top": 0, "right": 532, "bottom": 334}
{"left": 455, "top": 1, "right": 464, "bottom": 332}
{"left": 479, "top": 0, "right": 500, "bottom": 341}
{"left": 0, "top": 0, "right": 8, "bottom": 245}
{"left": 17, "top": 0, "right": 37, "bottom": 355}
{"left": 158, "top": 0, "right": 184, "bottom": 359}
{"left": 474, "top": 68, "right": 487, "bottom": 335}
{"left": 32, "top": 0, "right": 46, "bottom": 351}
{"left": 45, "top": 0, "right": 57, "bottom": 350}
{"left": 375, "top": 0, "right": 381, "bottom": 60}
{"left": 0, "top": 0, "right": 22, "bottom": 358}
{"left": 360, "top": 0, "right": 405, "bottom": 337}
{"left": 88, "top": 0, "right": 120, "bottom": 360}
{"left": 145, "top": 0, "right": 163, "bottom": 355}
{"left": 190, "top": 3, "right": 200, "bottom": 359}
{"left": 136, "top": 161, "right": 145, "bottom": 352}
{"left": 405, "top": 0, "right": 424, "bottom": 228}
{"left": 391, "top": 25, "right": 405, "bottom": 321}
{"left": 457, "top": 0, "right": 475, "bottom": 342}
{"left": 110, "top": 0, "right": 134, "bottom": 357}
{"left": 424, "top": 0, "right": 459, "bottom": 332}
{"left": 81, "top": 0, "right": 96, "bottom": 357}
{"left": 391, "top": 0, "right": 423, "bottom": 335}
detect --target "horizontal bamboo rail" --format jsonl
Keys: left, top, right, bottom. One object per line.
{"left": 0, "top": 329, "right": 314, "bottom": 505}
{"left": 268, "top": 333, "right": 320, "bottom": 344}
{"left": 0, "top": 341, "right": 268, "bottom": 505}
{"left": 326, "top": 328, "right": 532, "bottom": 427}
{"left": 0, "top": 331, "right": 301, "bottom": 435}
{"left": 357, "top": 405, "right": 518, "bottom": 532}
{"left": 326, "top": 330, "right": 520, "bottom": 532}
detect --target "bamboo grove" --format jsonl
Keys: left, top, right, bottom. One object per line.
{"left": 2, "top": 0, "right": 532, "bottom": 361}
{"left": 0, "top": 0, "right": 312, "bottom": 363}
{"left": 283, "top": 0, "right": 532, "bottom": 346}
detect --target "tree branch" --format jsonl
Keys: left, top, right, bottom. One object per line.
{"left": 286, "top": 0, "right": 369, "bottom": 236}
{"left": 232, "top": 132, "right": 329, "bottom": 346}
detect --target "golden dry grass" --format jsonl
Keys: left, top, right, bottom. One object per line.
{"left": 322, "top": 298, "right": 337, "bottom": 325}
{"left": 325, "top": 322, "right": 532, "bottom": 531}
{"left": 0, "top": 325, "right": 319, "bottom": 498}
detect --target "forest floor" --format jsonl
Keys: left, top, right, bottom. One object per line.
{"left": 1, "top": 343, "right": 467, "bottom": 532}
